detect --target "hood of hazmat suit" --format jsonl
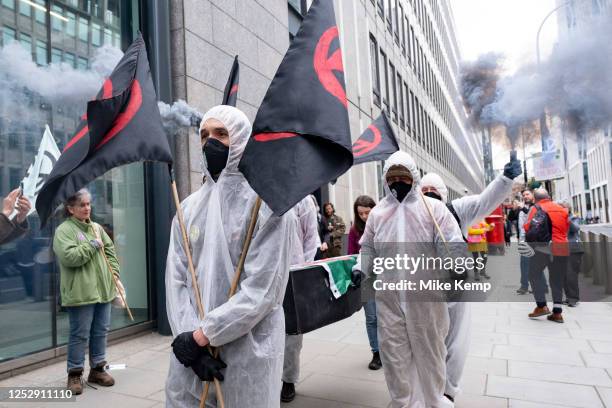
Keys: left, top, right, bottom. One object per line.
{"left": 165, "top": 105, "right": 297, "bottom": 408}
{"left": 421, "top": 173, "right": 448, "bottom": 203}
{"left": 358, "top": 151, "right": 460, "bottom": 408}
{"left": 421, "top": 172, "right": 513, "bottom": 238}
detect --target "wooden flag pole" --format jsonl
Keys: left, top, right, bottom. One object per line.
{"left": 418, "top": 190, "right": 451, "bottom": 256}
{"left": 201, "top": 196, "right": 262, "bottom": 405}
{"left": 169, "top": 168, "right": 225, "bottom": 408}
{"left": 91, "top": 224, "right": 134, "bottom": 321}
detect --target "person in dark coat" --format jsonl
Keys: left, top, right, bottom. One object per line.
{"left": 322, "top": 202, "right": 346, "bottom": 258}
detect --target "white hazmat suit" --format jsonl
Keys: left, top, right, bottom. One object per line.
{"left": 359, "top": 151, "right": 464, "bottom": 408}
{"left": 282, "top": 195, "right": 321, "bottom": 385}
{"left": 164, "top": 105, "right": 297, "bottom": 407}
{"left": 421, "top": 172, "right": 513, "bottom": 399}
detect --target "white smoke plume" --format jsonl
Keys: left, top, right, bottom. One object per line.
{"left": 157, "top": 100, "right": 202, "bottom": 136}
{"left": 0, "top": 43, "right": 123, "bottom": 104}
{"left": 479, "top": 13, "right": 612, "bottom": 132}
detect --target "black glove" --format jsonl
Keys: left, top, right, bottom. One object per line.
{"left": 191, "top": 348, "right": 227, "bottom": 382}
{"left": 503, "top": 159, "right": 522, "bottom": 180}
{"left": 351, "top": 269, "right": 363, "bottom": 287}
{"left": 171, "top": 331, "right": 201, "bottom": 367}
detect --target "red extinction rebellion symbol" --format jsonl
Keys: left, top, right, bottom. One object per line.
{"left": 63, "top": 78, "right": 143, "bottom": 152}
{"left": 314, "top": 26, "right": 347, "bottom": 108}
{"left": 352, "top": 125, "right": 382, "bottom": 157}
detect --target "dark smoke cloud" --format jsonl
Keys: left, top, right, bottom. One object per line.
{"left": 460, "top": 52, "right": 504, "bottom": 127}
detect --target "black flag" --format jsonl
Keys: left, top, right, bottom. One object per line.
{"left": 222, "top": 55, "right": 239, "bottom": 107}
{"left": 238, "top": 0, "right": 353, "bottom": 215}
{"left": 36, "top": 33, "right": 173, "bottom": 227}
{"left": 352, "top": 112, "right": 399, "bottom": 165}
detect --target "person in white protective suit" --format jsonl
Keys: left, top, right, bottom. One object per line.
{"left": 420, "top": 156, "right": 521, "bottom": 403}
{"left": 358, "top": 151, "right": 464, "bottom": 408}
{"left": 281, "top": 194, "right": 321, "bottom": 403}
{"left": 164, "top": 105, "right": 297, "bottom": 408}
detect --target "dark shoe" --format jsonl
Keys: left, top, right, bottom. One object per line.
{"left": 67, "top": 368, "right": 83, "bottom": 395}
{"left": 480, "top": 272, "right": 491, "bottom": 279}
{"left": 528, "top": 306, "right": 551, "bottom": 318}
{"left": 87, "top": 361, "right": 114, "bottom": 386}
{"left": 516, "top": 287, "right": 528, "bottom": 295}
{"left": 281, "top": 381, "right": 296, "bottom": 403}
{"left": 547, "top": 313, "right": 564, "bottom": 323}
{"left": 564, "top": 299, "right": 579, "bottom": 307}
{"left": 444, "top": 394, "right": 455, "bottom": 403}
{"left": 368, "top": 351, "right": 382, "bottom": 370}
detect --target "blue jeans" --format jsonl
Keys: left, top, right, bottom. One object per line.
{"left": 520, "top": 255, "right": 530, "bottom": 289}
{"left": 363, "top": 299, "right": 379, "bottom": 353}
{"left": 67, "top": 303, "right": 111, "bottom": 371}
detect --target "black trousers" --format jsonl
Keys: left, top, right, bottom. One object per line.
{"left": 564, "top": 253, "right": 582, "bottom": 302}
{"left": 529, "top": 252, "right": 568, "bottom": 309}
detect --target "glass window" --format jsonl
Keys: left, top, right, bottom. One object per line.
{"left": 603, "top": 185, "right": 609, "bottom": 223}
{"left": 409, "top": 26, "right": 415, "bottom": 65}
{"left": 2, "top": 26, "right": 16, "bottom": 45}
{"left": 66, "top": 11, "right": 76, "bottom": 37}
{"left": 92, "top": 22, "right": 101, "bottom": 46}
{"left": 0, "top": 1, "right": 146, "bottom": 364}
{"left": 64, "top": 51, "right": 75, "bottom": 67}
{"left": 104, "top": 27, "right": 112, "bottom": 45}
{"left": 78, "top": 16, "right": 89, "bottom": 42}
{"left": 34, "top": 0, "right": 45, "bottom": 23}
{"left": 51, "top": 5, "right": 63, "bottom": 31}
{"left": 369, "top": 34, "right": 380, "bottom": 107}
{"left": 19, "top": 0, "right": 30, "bottom": 16}
{"left": 393, "top": 0, "right": 399, "bottom": 41}
{"left": 35, "top": 40, "right": 46, "bottom": 65}
{"left": 390, "top": 63, "right": 397, "bottom": 122}
{"left": 386, "top": 0, "right": 393, "bottom": 32}
{"left": 19, "top": 33, "right": 32, "bottom": 54}
{"left": 77, "top": 56, "right": 88, "bottom": 70}
{"left": 381, "top": 50, "right": 389, "bottom": 112}
{"left": 399, "top": 76, "right": 405, "bottom": 128}
{"left": 400, "top": 8, "right": 406, "bottom": 56}
{"left": 288, "top": 0, "right": 303, "bottom": 14}
{"left": 1, "top": 0, "right": 15, "bottom": 10}
{"left": 410, "top": 91, "right": 416, "bottom": 136}
{"left": 51, "top": 47, "right": 62, "bottom": 63}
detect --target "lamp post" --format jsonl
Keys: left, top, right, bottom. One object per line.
{"left": 535, "top": 1, "right": 571, "bottom": 196}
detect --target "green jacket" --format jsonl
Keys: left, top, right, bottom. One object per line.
{"left": 53, "top": 217, "right": 120, "bottom": 307}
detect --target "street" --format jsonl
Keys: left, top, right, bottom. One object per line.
{"left": 2, "top": 252, "right": 612, "bottom": 408}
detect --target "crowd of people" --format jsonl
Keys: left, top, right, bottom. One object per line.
{"left": 1, "top": 104, "right": 593, "bottom": 407}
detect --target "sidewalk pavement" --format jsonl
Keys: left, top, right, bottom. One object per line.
{"left": 2, "top": 254, "right": 612, "bottom": 407}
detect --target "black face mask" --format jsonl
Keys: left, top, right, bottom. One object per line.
{"left": 389, "top": 182, "right": 412, "bottom": 202}
{"left": 203, "top": 138, "right": 229, "bottom": 180}
{"left": 424, "top": 191, "right": 442, "bottom": 201}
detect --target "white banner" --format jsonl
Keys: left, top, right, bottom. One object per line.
{"left": 533, "top": 149, "right": 565, "bottom": 181}
{"left": 15, "top": 125, "right": 61, "bottom": 216}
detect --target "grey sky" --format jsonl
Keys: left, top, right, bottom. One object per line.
{"left": 451, "top": 0, "right": 558, "bottom": 72}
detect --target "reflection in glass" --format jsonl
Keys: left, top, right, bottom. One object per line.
{"left": 0, "top": 0, "right": 144, "bottom": 364}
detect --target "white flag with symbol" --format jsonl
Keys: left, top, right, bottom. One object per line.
{"left": 15, "top": 125, "right": 61, "bottom": 216}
